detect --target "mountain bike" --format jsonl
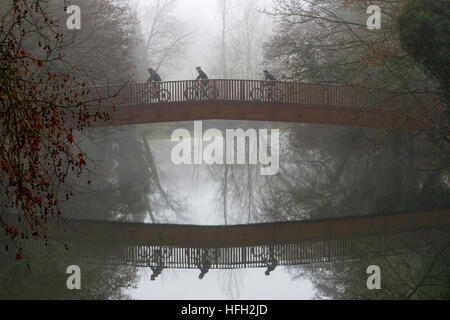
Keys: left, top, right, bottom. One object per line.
{"left": 249, "top": 82, "right": 283, "bottom": 102}
{"left": 184, "top": 80, "right": 219, "bottom": 101}
{"left": 138, "top": 247, "right": 173, "bottom": 266}
{"left": 143, "top": 83, "right": 171, "bottom": 102}
{"left": 251, "top": 245, "right": 284, "bottom": 261}
{"left": 186, "top": 248, "right": 221, "bottom": 264}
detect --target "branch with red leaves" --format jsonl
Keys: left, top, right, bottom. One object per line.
{"left": 0, "top": 0, "right": 113, "bottom": 261}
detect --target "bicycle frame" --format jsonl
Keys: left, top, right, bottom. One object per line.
{"left": 145, "top": 83, "right": 160, "bottom": 99}
{"left": 192, "top": 83, "right": 210, "bottom": 97}
{"left": 184, "top": 80, "right": 217, "bottom": 100}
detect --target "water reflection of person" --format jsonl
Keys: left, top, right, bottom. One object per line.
{"left": 150, "top": 249, "right": 164, "bottom": 281}
{"left": 197, "top": 250, "right": 212, "bottom": 279}
{"left": 264, "top": 247, "right": 278, "bottom": 276}
{"left": 150, "top": 266, "right": 163, "bottom": 281}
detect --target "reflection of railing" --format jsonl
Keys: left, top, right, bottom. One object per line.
{"left": 16, "top": 209, "right": 450, "bottom": 269}
{"left": 186, "top": 248, "right": 221, "bottom": 265}
{"left": 86, "top": 80, "right": 431, "bottom": 109}
{"left": 138, "top": 247, "right": 173, "bottom": 267}
{"left": 19, "top": 229, "right": 449, "bottom": 269}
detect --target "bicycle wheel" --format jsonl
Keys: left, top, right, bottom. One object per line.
{"left": 250, "top": 87, "right": 264, "bottom": 101}
{"left": 159, "top": 89, "right": 171, "bottom": 102}
{"left": 251, "top": 246, "right": 266, "bottom": 259}
{"left": 184, "top": 87, "right": 198, "bottom": 101}
{"left": 160, "top": 247, "right": 173, "bottom": 259}
{"left": 205, "top": 87, "right": 219, "bottom": 99}
{"left": 271, "top": 88, "right": 283, "bottom": 102}
{"left": 208, "top": 248, "right": 221, "bottom": 261}
{"left": 143, "top": 89, "right": 152, "bottom": 103}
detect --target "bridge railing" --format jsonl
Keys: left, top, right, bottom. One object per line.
{"left": 19, "top": 229, "right": 448, "bottom": 269}
{"left": 85, "top": 80, "right": 424, "bottom": 109}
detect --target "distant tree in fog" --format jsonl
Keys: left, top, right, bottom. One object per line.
{"left": 210, "top": 0, "right": 269, "bottom": 79}
{"left": 136, "top": 0, "right": 191, "bottom": 77}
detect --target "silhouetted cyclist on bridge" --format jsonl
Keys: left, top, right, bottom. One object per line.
{"left": 264, "top": 247, "right": 278, "bottom": 276}
{"left": 147, "top": 67, "right": 162, "bottom": 98}
{"left": 263, "top": 70, "right": 277, "bottom": 100}
{"left": 195, "top": 66, "right": 209, "bottom": 90}
{"left": 147, "top": 67, "right": 162, "bottom": 82}
{"left": 263, "top": 70, "right": 277, "bottom": 82}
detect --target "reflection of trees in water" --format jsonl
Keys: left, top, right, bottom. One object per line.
{"left": 205, "top": 123, "right": 448, "bottom": 223}
{"left": 207, "top": 164, "right": 265, "bottom": 225}
{"left": 63, "top": 126, "right": 184, "bottom": 224}
{"left": 288, "top": 242, "right": 450, "bottom": 299}
{"left": 0, "top": 253, "right": 138, "bottom": 299}
{"left": 218, "top": 269, "right": 244, "bottom": 299}
{"left": 261, "top": 125, "right": 448, "bottom": 222}
{"left": 204, "top": 122, "right": 285, "bottom": 225}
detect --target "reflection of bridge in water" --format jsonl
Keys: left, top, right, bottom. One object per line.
{"left": 87, "top": 80, "right": 443, "bottom": 129}
{"left": 21, "top": 209, "right": 450, "bottom": 269}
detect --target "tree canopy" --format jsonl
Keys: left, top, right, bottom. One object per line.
{"left": 397, "top": 0, "right": 450, "bottom": 108}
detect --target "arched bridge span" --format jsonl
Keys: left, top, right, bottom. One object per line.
{"left": 84, "top": 80, "right": 442, "bottom": 129}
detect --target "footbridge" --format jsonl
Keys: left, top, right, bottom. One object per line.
{"left": 84, "top": 80, "right": 442, "bottom": 129}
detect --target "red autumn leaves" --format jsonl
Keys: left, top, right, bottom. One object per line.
{"left": 5, "top": 227, "right": 19, "bottom": 240}
{"left": 67, "top": 133, "right": 74, "bottom": 144}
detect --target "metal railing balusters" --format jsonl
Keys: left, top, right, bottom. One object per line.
{"left": 88, "top": 79, "right": 419, "bottom": 110}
